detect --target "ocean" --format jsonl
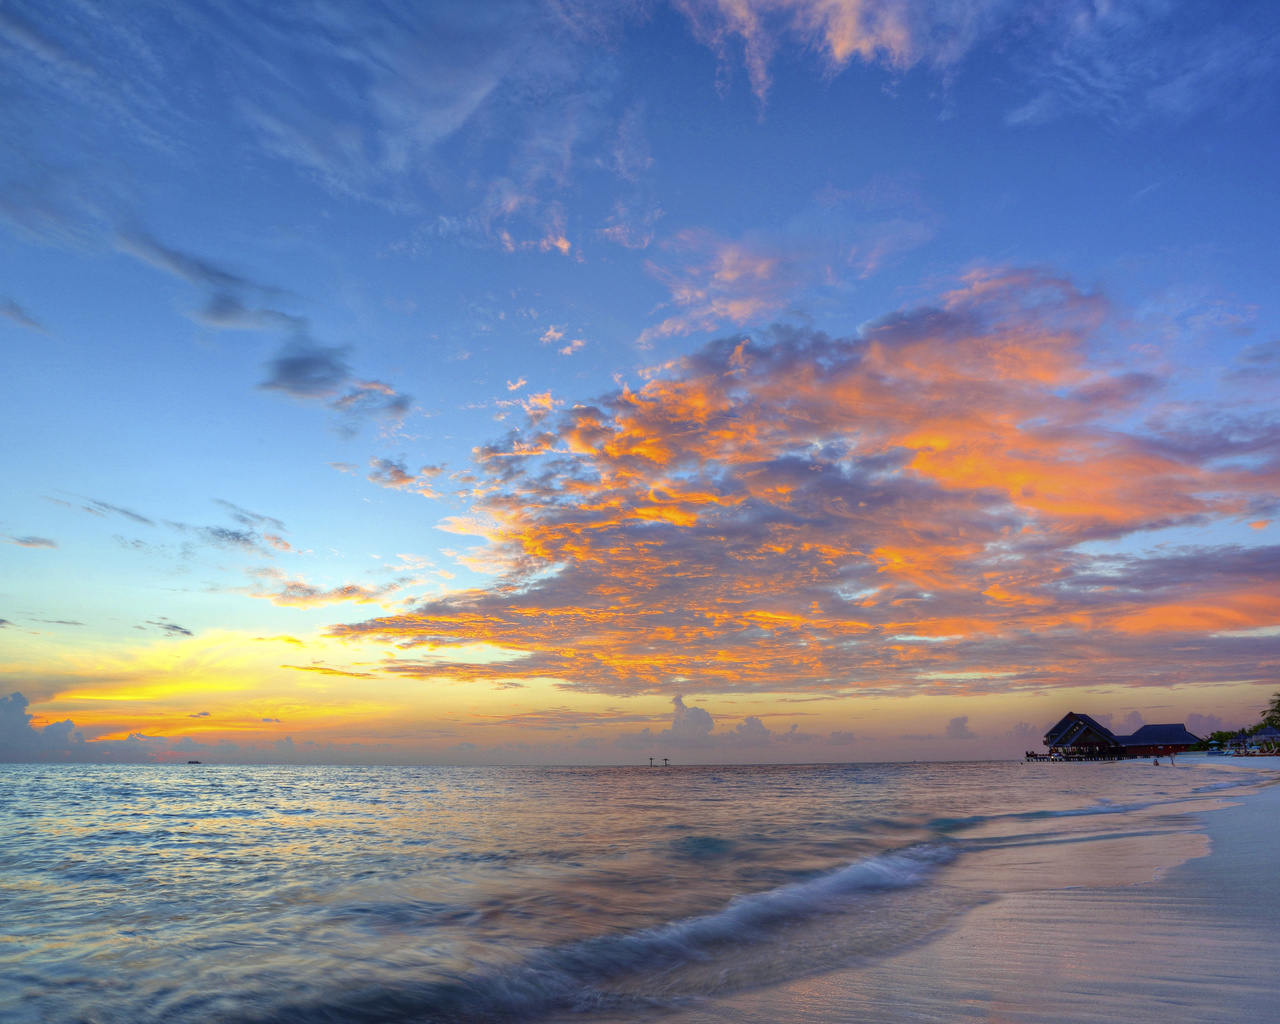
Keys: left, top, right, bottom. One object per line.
{"left": 1, "top": 759, "right": 1277, "bottom": 1024}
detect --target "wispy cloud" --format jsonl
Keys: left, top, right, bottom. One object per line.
{"left": 367, "top": 457, "right": 443, "bottom": 497}
{"left": 475, "top": 706, "right": 668, "bottom": 730}
{"left": 1, "top": 298, "right": 47, "bottom": 333}
{"left": 2, "top": 535, "right": 57, "bottom": 548}
{"left": 0, "top": 1, "right": 642, "bottom": 249}
{"left": 115, "top": 231, "right": 297, "bottom": 331}
{"left": 246, "top": 567, "right": 413, "bottom": 608}
{"left": 146, "top": 619, "right": 194, "bottom": 637}
{"left": 281, "top": 664, "right": 375, "bottom": 679}
{"left": 1226, "top": 339, "right": 1280, "bottom": 386}
{"left": 638, "top": 184, "right": 937, "bottom": 344}
{"left": 674, "top": 0, "right": 968, "bottom": 99}
{"left": 114, "top": 229, "right": 413, "bottom": 432}
{"left": 334, "top": 268, "right": 1280, "bottom": 696}
{"left": 46, "top": 496, "right": 154, "bottom": 525}
{"left": 639, "top": 228, "right": 806, "bottom": 345}
{"left": 1006, "top": 2, "right": 1280, "bottom": 126}
{"left": 260, "top": 341, "right": 411, "bottom": 431}
{"left": 213, "top": 500, "right": 285, "bottom": 532}
{"left": 2, "top": 0, "right": 1273, "bottom": 281}
{"left": 47, "top": 493, "right": 297, "bottom": 562}
{"left": 674, "top": 0, "right": 1280, "bottom": 125}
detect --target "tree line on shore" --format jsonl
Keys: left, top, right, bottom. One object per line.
{"left": 1193, "top": 692, "right": 1280, "bottom": 751}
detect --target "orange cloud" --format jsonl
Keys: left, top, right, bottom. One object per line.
{"left": 367, "top": 457, "right": 442, "bottom": 497}
{"left": 638, "top": 199, "right": 936, "bottom": 345}
{"left": 1109, "top": 590, "right": 1280, "bottom": 635}
{"left": 638, "top": 229, "right": 803, "bottom": 345}
{"left": 246, "top": 567, "right": 413, "bottom": 607}
{"left": 676, "top": 0, "right": 1001, "bottom": 99}
{"left": 334, "top": 269, "right": 1280, "bottom": 697}
{"left": 281, "top": 663, "right": 377, "bottom": 678}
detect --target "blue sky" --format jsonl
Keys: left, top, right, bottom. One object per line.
{"left": 2, "top": 0, "right": 1279, "bottom": 763}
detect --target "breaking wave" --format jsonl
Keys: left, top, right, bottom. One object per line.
{"left": 242, "top": 844, "right": 962, "bottom": 1024}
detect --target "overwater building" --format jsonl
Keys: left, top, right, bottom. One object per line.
{"left": 1042, "top": 712, "right": 1200, "bottom": 760}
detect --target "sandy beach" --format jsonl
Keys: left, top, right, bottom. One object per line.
{"left": 658, "top": 758, "right": 1280, "bottom": 1024}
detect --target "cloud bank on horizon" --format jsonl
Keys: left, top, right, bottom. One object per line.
{"left": 2, "top": 0, "right": 1278, "bottom": 762}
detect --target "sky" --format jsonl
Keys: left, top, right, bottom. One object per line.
{"left": 2, "top": 0, "right": 1279, "bottom": 764}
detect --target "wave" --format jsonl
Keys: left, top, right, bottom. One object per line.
{"left": 240, "top": 844, "right": 962, "bottom": 1024}
{"left": 931, "top": 770, "right": 1280, "bottom": 836}
{"left": 928, "top": 798, "right": 1165, "bottom": 833}
{"left": 595, "top": 841, "right": 952, "bottom": 948}
{"left": 1191, "top": 775, "right": 1280, "bottom": 794}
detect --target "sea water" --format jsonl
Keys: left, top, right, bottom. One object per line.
{"left": 0, "top": 759, "right": 1272, "bottom": 1024}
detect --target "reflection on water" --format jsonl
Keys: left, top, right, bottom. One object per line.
{"left": 0, "top": 759, "right": 1273, "bottom": 1023}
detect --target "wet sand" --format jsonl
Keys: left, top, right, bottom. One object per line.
{"left": 669, "top": 758, "right": 1280, "bottom": 1024}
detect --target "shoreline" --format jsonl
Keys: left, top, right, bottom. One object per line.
{"left": 651, "top": 757, "right": 1280, "bottom": 1024}
{"left": 7, "top": 758, "right": 1277, "bottom": 1024}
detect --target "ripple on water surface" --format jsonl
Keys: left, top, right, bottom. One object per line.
{"left": 0, "top": 759, "right": 1270, "bottom": 1024}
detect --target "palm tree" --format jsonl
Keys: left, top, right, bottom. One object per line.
{"left": 1264, "top": 691, "right": 1280, "bottom": 730}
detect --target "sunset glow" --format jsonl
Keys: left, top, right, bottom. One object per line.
{"left": 3, "top": 0, "right": 1278, "bottom": 762}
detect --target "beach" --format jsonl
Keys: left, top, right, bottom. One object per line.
{"left": 657, "top": 757, "right": 1280, "bottom": 1024}
{"left": 1, "top": 758, "right": 1277, "bottom": 1024}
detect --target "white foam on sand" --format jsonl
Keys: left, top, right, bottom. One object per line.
{"left": 636, "top": 759, "right": 1280, "bottom": 1024}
